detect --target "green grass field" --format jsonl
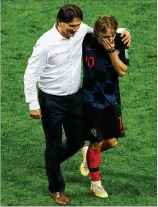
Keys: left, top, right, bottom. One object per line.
{"left": 2, "top": 0, "right": 157, "bottom": 206}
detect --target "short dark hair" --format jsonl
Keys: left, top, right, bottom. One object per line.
{"left": 57, "top": 4, "right": 83, "bottom": 23}
{"left": 94, "top": 15, "right": 118, "bottom": 38}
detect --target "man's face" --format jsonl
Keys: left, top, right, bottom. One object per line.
{"left": 98, "top": 27, "right": 116, "bottom": 46}
{"left": 57, "top": 18, "right": 81, "bottom": 39}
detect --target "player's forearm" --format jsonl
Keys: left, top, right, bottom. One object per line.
{"left": 109, "top": 51, "right": 127, "bottom": 77}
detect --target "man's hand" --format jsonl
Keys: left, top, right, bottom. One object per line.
{"left": 121, "top": 30, "right": 131, "bottom": 47}
{"left": 30, "top": 109, "right": 42, "bottom": 119}
{"left": 101, "top": 38, "right": 115, "bottom": 53}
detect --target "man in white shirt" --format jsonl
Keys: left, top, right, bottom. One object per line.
{"left": 24, "top": 4, "right": 131, "bottom": 205}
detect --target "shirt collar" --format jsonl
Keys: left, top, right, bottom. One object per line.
{"left": 52, "top": 22, "right": 68, "bottom": 40}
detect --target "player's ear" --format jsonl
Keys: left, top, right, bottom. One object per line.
{"left": 57, "top": 18, "right": 62, "bottom": 27}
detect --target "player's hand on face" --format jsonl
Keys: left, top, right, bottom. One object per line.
{"left": 30, "top": 109, "right": 42, "bottom": 119}
{"left": 102, "top": 38, "right": 115, "bottom": 53}
{"left": 121, "top": 30, "right": 131, "bottom": 47}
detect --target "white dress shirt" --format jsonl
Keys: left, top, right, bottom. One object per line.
{"left": 24, "top": 23, "right": 93, "bottom": 110}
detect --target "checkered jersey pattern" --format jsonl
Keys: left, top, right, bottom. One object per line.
{"left": 82, "top": 33, "right": 129, "bottom": 110}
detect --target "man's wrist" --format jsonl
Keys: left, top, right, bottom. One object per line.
{"left": 29, "top": 100, "right": 40, "bottom": 110}
{"left": 108, "top": 48, "right": 116, "bottom": 53}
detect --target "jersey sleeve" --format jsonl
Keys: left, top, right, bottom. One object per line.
{"left": 115, "top": 33, "right": 129, "bottom": 66}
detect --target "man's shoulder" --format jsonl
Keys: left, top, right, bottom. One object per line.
{"left": 36, "top": 28, "right": 55, "bottom": 46}
{"left": 31, "top": 30, "right": 53, "bottom": 52}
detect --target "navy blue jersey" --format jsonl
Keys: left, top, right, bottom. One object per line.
{"left": 82, "top": 33, "right": 129, "bottom": 110}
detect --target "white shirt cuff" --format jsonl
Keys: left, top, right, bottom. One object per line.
{"left": 29, "top": 100, "right": 40, "bottom": 110}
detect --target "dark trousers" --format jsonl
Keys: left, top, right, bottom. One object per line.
{"left": 38, "top": 88, "right": 85, "bottom": 193}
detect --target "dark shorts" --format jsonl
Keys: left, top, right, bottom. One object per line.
{"left": 83, "top": 102, "right": 125, "bottom": 143}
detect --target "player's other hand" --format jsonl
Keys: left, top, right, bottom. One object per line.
{"left": 30, "top": 109, "right": 42, "bottom": 119}
{"left": 121, "top": 30, "right": 131, "bottom": 48}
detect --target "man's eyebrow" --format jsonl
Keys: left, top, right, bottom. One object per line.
{"left": 68, "top": 23, "right": 81, "bottom": 27}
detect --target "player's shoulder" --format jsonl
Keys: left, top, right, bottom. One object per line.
{"left": 84, "top": 33, "right": 93, "bottom": 41}
{"left": 115, "top": 32, "right": 122, "bottom": 43}
{"left": 115, "top": 28, "right": 130, "bottom": 49}
{"left": 83, "top": 33, "right": 97, "bottom": 47}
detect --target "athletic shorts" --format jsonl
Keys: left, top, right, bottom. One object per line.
{"left": 83, "top": 102, "right": 125, "bottom": 143}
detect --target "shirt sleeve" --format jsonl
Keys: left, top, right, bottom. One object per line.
{"left": 87, "top": 26, "right": 93, "bottom": 33}
{"left": 81, "top": 23, "right": 93, "bottom": 34}
{"left": 24, "top": 42, "right": 47, "bottom": 110}
{"left": 116, "top": 28, "right": 129, "bottom": 33}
